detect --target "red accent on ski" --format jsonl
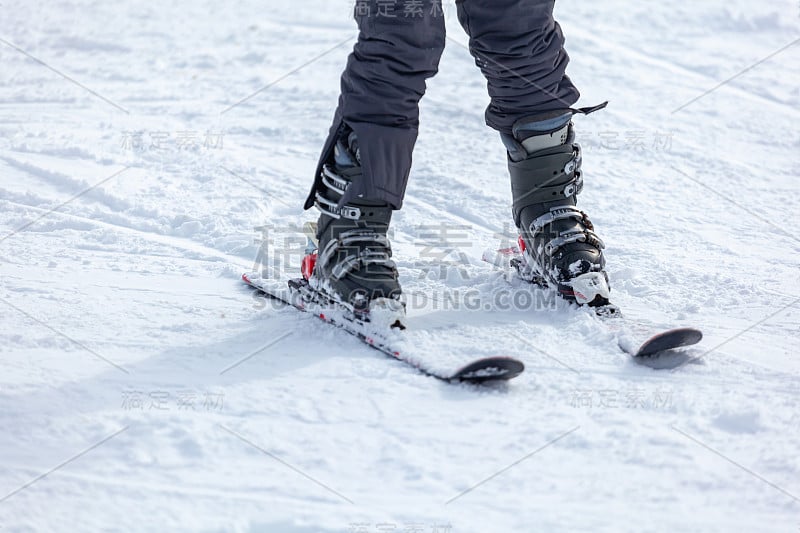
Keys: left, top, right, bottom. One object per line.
{"left": 301, "top": 252, "right": 317, "bottom": 281}
{"left": 495, "top": 247, "right": 518, "bottom": 256}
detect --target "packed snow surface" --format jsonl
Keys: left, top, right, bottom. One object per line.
{"left": 1, "top": 1, "right": 798, "bottom": 531}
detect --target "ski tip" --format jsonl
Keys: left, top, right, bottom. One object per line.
{"left": 635, "top": 327, "right": 703, "bottom": 358}
{"left": 452, "top": 357, "right": 525, "bottom": 383}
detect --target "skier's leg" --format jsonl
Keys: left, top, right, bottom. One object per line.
{"left": 304, "top": 1, "right": 446, "bottom": 310}
{"left": 454, "top": 0, "right": 578, "bottom": 134}
{"left": 304, "top": 1, "right": 446, "bottom": 211}
{"left": 456, "top": 0, "right": 610, "bottom": 306}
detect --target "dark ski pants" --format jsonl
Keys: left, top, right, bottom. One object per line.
{"left": 304, "top": 0, "right": 580, "bottom": 211}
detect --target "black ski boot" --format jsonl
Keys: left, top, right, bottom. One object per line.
{"left": 310, "top": 128, "right": 404, "bottom": 319}
{"left": 503, "top": 110, "right": 610, "bottom": 306}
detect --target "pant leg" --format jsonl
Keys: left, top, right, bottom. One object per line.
{"left": 304, "top": 0, "right": 446, "bottom": 211}
{"left": 455, "top": 0, "right": 579, "bottom": 135}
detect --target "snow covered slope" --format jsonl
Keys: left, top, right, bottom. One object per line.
{"left": 1, "top": 1, "right": 798, "bottom": 531}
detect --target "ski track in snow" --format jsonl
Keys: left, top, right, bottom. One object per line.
{"left": 1, "top": 1, "right": 799, "bottom": 531}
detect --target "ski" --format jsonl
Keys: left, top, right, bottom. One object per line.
{"left": 242, "top": 271, "right": 525, "bottom": 383}
{"left": 631, "top": 328, "right": 703, "bottom": 357}
{"left": 483, "top": 245, "right": 704, "bottom": 359}
{"left": 605, "top": 318, "right": 703, "bottom": 359}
